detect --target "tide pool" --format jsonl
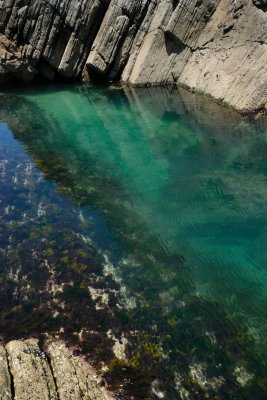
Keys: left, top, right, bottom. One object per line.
{"left": 0, "top": 84, "right": 267, "bottom": 399}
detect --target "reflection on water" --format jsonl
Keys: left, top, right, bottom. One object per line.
{"left": 0, "top": 85, "right": 267, "bottom": 399}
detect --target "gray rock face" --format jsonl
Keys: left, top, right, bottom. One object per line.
{"left": 123, "top": 0, "right": 267, "bottom": 112}
{"left": 1, "top": 339, "right": 113, "bottom": 400}
{"left": 0, "top": 0, "right": 266, "bottom": 112}
{"left": 177, "top": 0, "right": 267, "bottom": 112}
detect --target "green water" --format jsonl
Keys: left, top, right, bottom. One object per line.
{"left": 1, "top": 84, "right": 267, "bottom": 399}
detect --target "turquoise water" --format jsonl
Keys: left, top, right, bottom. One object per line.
{"left": 1, "top": 84, "right": 267, "bottom": 399}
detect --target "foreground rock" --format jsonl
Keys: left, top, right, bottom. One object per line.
{"left": 46, "top": 340, "right": 111, "bottom": 400}
{"left": 6, "top": 339, "right": 58, "bottom": 400}
{"left": 2, "top": 339, "right": 113, "bottom": 400}
{"left": 0, "top": 0, "right": 266, "bottom": 112}
{"left": 0, "top": 346, "right": 11, "bottom": 400}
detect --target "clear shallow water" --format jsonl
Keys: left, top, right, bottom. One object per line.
{"left": 1, "top": 84, "right": 267, "bottom": 399}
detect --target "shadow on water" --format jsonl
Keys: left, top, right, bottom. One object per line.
{"left": 0, "top": 85, "right": 267, "bottom": 399}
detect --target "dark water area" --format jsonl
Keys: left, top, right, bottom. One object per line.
{"left": 0, "top": 84, "right": 267, "bottom": 399}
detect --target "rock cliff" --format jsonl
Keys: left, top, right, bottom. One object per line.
{"left": 0, "top": 0, "right": 266, "bottom": 110}
{"left": 1, "top": 339, "right": 113, "bottom": 400}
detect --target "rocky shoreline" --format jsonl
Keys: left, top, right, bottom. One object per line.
{"left": 0, "top": 0, "right": 266, "bottom": 113}
{"left": 1, "top": 338, "right": 114, "bottom": 400}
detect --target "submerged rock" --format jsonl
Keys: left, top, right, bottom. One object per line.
{"left": 0, "top": 0, "right": 266, "bottom": 112}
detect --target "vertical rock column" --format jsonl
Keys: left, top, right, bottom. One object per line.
{"left": 86, "top": 0, "right": 152, "bottom": 80}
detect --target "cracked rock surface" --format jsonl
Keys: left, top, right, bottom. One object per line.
{"left": 0, "top": 0, "right": 266, "bottom": 112}
{"left": 1, "top": 339, "right": 113, "bottom": 400}
{"left": 45, "top": 340, "right": 111, "bottom": 400}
